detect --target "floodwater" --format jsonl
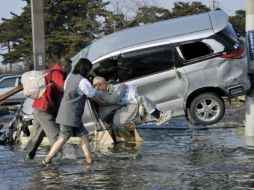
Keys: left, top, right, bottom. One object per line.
{"left": 1, "top": 102, "right": 254, "bottom": 190}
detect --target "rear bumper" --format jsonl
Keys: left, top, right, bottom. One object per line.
{"left": 228, "top": 86, "right": 245, "bottom": 97}
{"left": 220, "top": 75, "right": 251, "bottom": 98}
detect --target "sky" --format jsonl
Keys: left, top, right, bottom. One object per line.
{"left": 0, "top": 0, "right": 246, "bottom": 65}
{"left": 0, "top": 0, "right": 26, "bottom": 21}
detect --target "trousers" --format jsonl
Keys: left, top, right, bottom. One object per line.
{"left": 26, "top": 109, "right": 59, "bottom": 159}
{"left": 100, "top": 95, "right": 157, "bottom": 127}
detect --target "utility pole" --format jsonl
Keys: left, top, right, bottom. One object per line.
{"left": 211, "top": 0, "right": 214, "bottom": 11}
{"left": 245, "top": 0, "right": 254, "bottom": 141}
{"left": 31, "top": 0, "right": 45, "bottom": 70}
{"left": 246, "top": 0, "right": 254, "bottom": 31}
{"left": 210, "top": 0, "right": 217, "bottom": 11}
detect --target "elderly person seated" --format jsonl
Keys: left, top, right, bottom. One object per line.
{"left": 93, "top": 76, "right": 173, "bottom": 127}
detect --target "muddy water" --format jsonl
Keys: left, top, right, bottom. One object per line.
{"left": 1, "top": 102, "right": 254, "bottom": 190}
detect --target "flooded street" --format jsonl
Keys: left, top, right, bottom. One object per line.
{"left": 1, "top": 102, "right": 254, "bottom": 190}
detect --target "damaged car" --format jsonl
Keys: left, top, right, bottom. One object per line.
{"left": 72, "top": 10, "right": 250, "bottom": 126}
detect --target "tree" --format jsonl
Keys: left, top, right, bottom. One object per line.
{"left": 113, "top": 1, "right": 209, "bottom": 28}
{"left": 130, "top": 6, "right": 171, "bottom": 27}
{"left": 229, "top": 10, "right": 245, "bottom": 36}
{"left": 171, "top": 2, "right": 210, "bottom": 18}
{"left": 0, "top": 0, "right": 110, "bottom": 68}
{"left": 102, "top": 12, "right": 127, "bottom": 34}
{"left": 44, "top": 0, "right": 110, "bottom": 62}
{"left": 0, "top": 5, "right": 32, "bottom": 70}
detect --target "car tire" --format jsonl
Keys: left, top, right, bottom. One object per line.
{"left": 189, "top": 93, "right": 225, "bottom": 125}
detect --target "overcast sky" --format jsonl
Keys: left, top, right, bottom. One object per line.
{"left": 0, "top": 0, "right": 246, "bottom": 65}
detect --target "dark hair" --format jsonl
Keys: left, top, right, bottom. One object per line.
{"left": 59, "top": 57, "right": 72, "bottom": 66}
{"left": 73, "top": 58, "right": 92, "bottom": 77}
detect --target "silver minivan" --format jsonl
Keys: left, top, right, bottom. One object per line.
{"left": 73, "top": 10, "right": 251, "bottom": 125}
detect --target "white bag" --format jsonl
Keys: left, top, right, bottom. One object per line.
{"left": 21, "top": 70, "right": 51, "bottom": 99}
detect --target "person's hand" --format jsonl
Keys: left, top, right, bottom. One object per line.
{"left": 107, "top": 84, "right": 114, "bottom": 93}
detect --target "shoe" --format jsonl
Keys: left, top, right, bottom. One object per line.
{"left": 156, "top": 110, "right": 173, "bottom": 126}
{"left": 85, "top": 155, "right": 93, "bottom": 164}
{"left": 42, "top": 158, "right": 51, "bottom": 166}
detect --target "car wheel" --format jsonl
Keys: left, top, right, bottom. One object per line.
{"left": 189, "top": 93, "right": 225, "bottom": 125}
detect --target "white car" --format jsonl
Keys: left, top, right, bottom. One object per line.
{"left": 0, "top": 75, "right": 25, "bottom": 104}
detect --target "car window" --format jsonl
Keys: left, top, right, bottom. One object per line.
{"left": 222, "top": 24, "right": 238, "bottom": 42}
{"left": 71, "top": 45, "right": 91, "bottom": 66}
{"left": 179, "top": 42, "right": 213, "bottom": 60}
{"left": 0, "top": 77, "right": 17, "bottom": 88}
{"left": 92, "top": 59, "right": 119, "bottom": 83}
{"left": 215, "top": 24, "right": 240, "bottom": 52}
{"left": 120, "top": 45, "right": 176, "bottom": 81}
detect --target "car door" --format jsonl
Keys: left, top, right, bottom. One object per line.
{"left": 119, "top": 44, "right": 189, "bottom": 116}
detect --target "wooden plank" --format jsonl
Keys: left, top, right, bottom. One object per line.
{"left": 0, "top": 84, "right": 23, "bottom": 102}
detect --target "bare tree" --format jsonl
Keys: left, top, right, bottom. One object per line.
{"left": 107, "top": 0, "right": 157, "bottom": 20}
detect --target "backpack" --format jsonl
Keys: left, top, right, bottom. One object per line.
{"left": 21, "top": 70, "right": 54, "bottom": 99}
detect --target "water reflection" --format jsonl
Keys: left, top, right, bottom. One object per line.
{"left": 33, "top": 168, "right": 62, "bottom": 189}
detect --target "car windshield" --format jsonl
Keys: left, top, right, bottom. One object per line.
{"left": 71, "top": 45, "right": 91, "bottom": 66}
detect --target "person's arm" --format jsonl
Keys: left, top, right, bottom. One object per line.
{"left": 78, "top": 78, "right": 107, "bottom": 105}
{"left": 89, "top": 96, "right": 107, "bottom": 105}
{"left": 94, "top": 90, "right": 124, "bottom": 105}
{"left": 94, "top": 83, "right": 127, "bottom": 105}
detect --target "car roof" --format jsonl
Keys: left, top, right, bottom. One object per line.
{"left": 72, "top": 10, "right": 228, "bottom": 64}
{"left": 0, "top": 74, "right": 15, "bottom": 79}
